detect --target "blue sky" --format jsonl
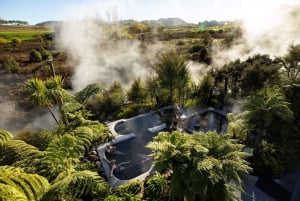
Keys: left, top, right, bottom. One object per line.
{"left": 0, "top": 0, "right": 299, "bottom": 25}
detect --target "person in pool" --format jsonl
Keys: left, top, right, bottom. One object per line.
{"left": 108, "top": 159, "right": 131, "bottom": 177}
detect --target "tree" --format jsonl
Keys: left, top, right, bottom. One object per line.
{"left": 241, "top": 88, "right": 297, "bottom": 177}
{"left": 277, "top": 44, "right": 300, "bottom": 82}
{"left": 27, "top": 76, "right": 74, "bottom": 125}
{"left": 127, "top": 77, "right": 148, "bottom": 103}
{"left": 197, "top": 72, "right": 215, "bottom": 106}
{"left": 242, "top": 87, "right": 293, "bottom": 147}
{"left": 152, "top": 52, "right": 191, "bottom": 105}
{"left": 87, "top": 82, "right": 125, "bottom": 120}
{"left": 239, "top": 55, "right": 280, "bottom": 95}
{"left": 27, "top": 77, "right": 59, "bottom": 124}
{"left": 146, "top": 131, "right": 251, "bottom": 201}
{"left": 75, "top": 83, "right": 104, "bottom": 105}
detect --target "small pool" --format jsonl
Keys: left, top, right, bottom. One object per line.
{"left": 100, "top": 106, "right": 227, "bottom": 186}
{"left": 103, "top": 111, "right": 162, "bottom": 182}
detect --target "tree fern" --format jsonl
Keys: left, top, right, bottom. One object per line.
{"left": 71, "top": 126, "right": 94, "bottom": 149}
{"left": 42, "top": 170, "right": 109, "bottom": 201}
{"left": 75, "top": 83, "right": 104, "bottom": 104}
{"left": 0, "top": 166, "right": 49, "bottom": 201}
{"left": 147, "top": 130, "right": 251, "bottom": 201}
{"left": 60, "top": 101, "right": 83, "bottom": 114}
{"left": 38, "top": 134, "right": 85, "bottom": 181}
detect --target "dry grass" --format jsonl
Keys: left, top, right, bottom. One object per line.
{"left": 0, "top": 25, "right": 48, "bottom": 32}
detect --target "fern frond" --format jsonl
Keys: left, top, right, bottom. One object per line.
{"left": 43, "top": 170, "right": 109, "bottom": 200}
{"left": 0, "top": 129, "right": 13, "bottom": 144}
{"left": 60, "top": 101, "right": 82, "bottom": 114}
{"left": 0, "top": 183, "right": 27, "bottom": 201}
{"left": 75, "top": 83, "right": 104, "bottom": 104}
{"left": 0, "top": 166, "right": 49, "bottom": 201}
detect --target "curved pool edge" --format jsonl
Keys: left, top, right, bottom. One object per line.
{"left": 97, "top": 133, "right": 154, "bottom": 187}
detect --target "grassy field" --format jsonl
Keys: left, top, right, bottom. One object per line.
{"left": 0, "top": 25, "right": 50, "bottom": 42}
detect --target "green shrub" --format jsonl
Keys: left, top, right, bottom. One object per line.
{"left": 143, "top": 174, "right": 170, "bottom": 201}
{"left": 103, "top": 195, "right": 119, "bottom": 201}
{"left": 119, "top": 180, "right": 143, "bottom": 195}
{"left": 0, "top": 37, "right": 8, "bottom": 44}
{"left": 116, "top": 103, "right": 152, "bottom": 119}
{"left": 0, "top": 54, "right": 19, "bottom": 72}
{"left": 38, "top": 47, "right": 52, "bottom": 60}
{"left": 11, "top": 37, "right": 21, "bottom": 44}
{"left": 15, "top": 129, "right": 56, "bottom": 151}
{"left": 29, "top": 49, "right": 42, "bottom": 62}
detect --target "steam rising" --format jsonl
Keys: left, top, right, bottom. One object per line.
{"left": 213, "top": 4, "right": 300, "bottom": 66}
{"left": 56, "top": 19, "right": 162, "bottom": 91}
{"left": 2, "top": 1, "right": 300, "bottom": 133}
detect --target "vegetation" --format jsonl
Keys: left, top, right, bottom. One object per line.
{"left": 147, "top": 131, "right": 251, "bottom": 201}
{"left": 1, "top": 19, "right": 300, "bottom": 200}
{"left": 0, "top": 32, "right": 48, "bottom": 42}
{"left": 0, "top": 54, "right": 19, "bottom": 72}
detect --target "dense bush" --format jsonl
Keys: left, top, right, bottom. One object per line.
{"left": 15, "top": 129, "right": 56, "bottom": 151}
{"left": 116, "top": 103, "right": 152, "bottom": 119}
{"left": 143, "top": 174, "right": 170, "bottom": 201}
{"left": 118, "top": 180, "right": 143, "bottom": 195}
{"left": 38, "top": 47, "right": 52, "bottom": 60}
{"left": 11, "top": 37, "right": 21, "bottom": 44}
{"left": 29, "top": 49, "right": 42, "bottom": 62}
{"left": 0, "top": 37, "right": 8, "bottom": 44}
{"left": 0, "top": 54, "right": 19, "bottom": 72}
{"left": 128, "top": 22, "right": 151, "bottom": 34}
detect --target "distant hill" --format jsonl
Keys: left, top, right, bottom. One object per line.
{"left": 157, "top": 18, "right": 188, "bottom": 27}
{"left": 141, "top": 20, "right": 164, "bottom": 27}
{"left": 36, "top": 18, "right": 234, "bottom": 28}
{"left": 35, "top": 21, "right": 60, "bottom": 26}
{"left": 198, "top": 20, "right": 234, "bottom": 28}
{"left": 120, "top": 18, "right": 195, "bottom": 27}
{"left": 142, "top": 18, "right": 197, "bottom": 27}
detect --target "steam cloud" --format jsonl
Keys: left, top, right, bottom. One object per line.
{"left": 56, "top": 18, "right": 162, "bottom": 91}
{"left": 2, "top": 2, "right": 300, "bottom": 134}
{"left": 213, "top": 4, "right": 300, "bottom": 66}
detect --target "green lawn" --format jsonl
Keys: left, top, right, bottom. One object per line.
{"left": 0, "top": 31, "right": 50, "bottom": 42}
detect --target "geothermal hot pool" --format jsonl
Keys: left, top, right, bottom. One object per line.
{"left": 97, "top": 106, "right": 227, "bottom": 186}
